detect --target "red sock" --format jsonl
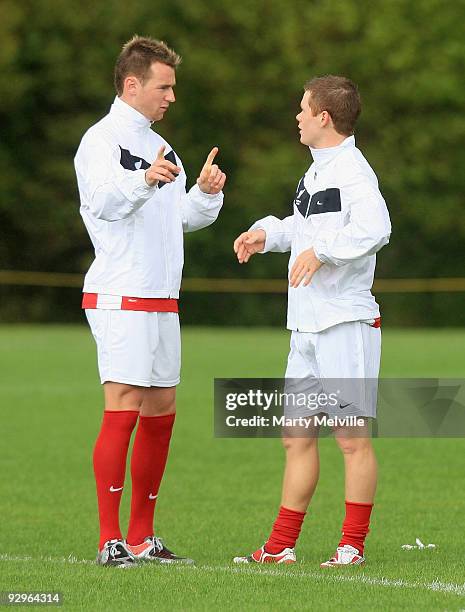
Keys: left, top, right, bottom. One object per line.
{"left": 93, "top": 410, "right": 139, "bottom": 550}
{"left": 339, "top": 501, "right": 374, "bottom": 554}
{"left": 126, "top": 413, "right": 175, "bottom": 546}
{"left": 265, "top": 506, "right": 306, "bottom": 554}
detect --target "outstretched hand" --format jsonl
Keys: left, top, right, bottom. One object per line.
{"left": 197, "top": 147, "right": 227, "bottom": 194}
{"left": 233, "top": 229, "right": 266, "bottom": 263}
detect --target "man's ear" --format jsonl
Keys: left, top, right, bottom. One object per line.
{"left": 124, "top": 75, "right": 139, "bottom": 96}
{"left": 320, "top": 110, "right": 332, "bottom": 127}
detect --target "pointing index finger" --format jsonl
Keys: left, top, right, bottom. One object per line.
{"left": 156, "top": 145, "right": 166, "bottom": 160}
{"left": 204, "top": 146, "right": 219, "bottom": 167}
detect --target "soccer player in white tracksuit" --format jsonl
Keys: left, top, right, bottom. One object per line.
{"left": 74, "top": 36, "right": 226, "bottom": 567}
{"left": 233, "top": 76, "right": 391, "bottom": 567}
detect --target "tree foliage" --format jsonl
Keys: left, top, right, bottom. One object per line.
{"left": 0, "top": 0, "right": 464, "bottom": 324}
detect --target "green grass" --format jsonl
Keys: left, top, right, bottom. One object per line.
{"left": 1, "top": 326, "right": 465, "bottom": 611}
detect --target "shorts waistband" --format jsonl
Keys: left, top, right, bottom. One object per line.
{"left": 82, "top": 293, "right": 179, "bottom": 313}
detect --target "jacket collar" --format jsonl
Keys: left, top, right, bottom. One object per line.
{"left": 309, "top": 135, "right": 355, "bottom": 168}
{"left": 110, "top": 96, "right": 152, "bottom": 130}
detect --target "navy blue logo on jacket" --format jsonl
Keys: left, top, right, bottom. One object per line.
{"left": 119, "top": 147, "right": 177, "bottom": 189}
{"left": 293, "top": 177, "right": 341, "bottom": 218}
{"left": 119, "top": 146, "right": 150, "bottom": 171}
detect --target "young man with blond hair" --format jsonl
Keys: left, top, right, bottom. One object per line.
{"left": 233, "top": 75, "right": 390, "bottom": 567}
{"left": 75, "top": 36, "right": 226, "bottom": 567}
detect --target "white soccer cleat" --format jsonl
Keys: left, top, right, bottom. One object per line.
{"left": 320, "top": 544, "right": 365, "bottom": 567}
{"left": 233, "top": 545, "right": 296, "bottom": 564}
{"left": 96, "top": 539, "right": 137, "bottom": 568}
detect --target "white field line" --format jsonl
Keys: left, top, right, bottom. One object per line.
{"left": 1, "top": 554, "right": 464, "bottom": 598}
{"left": 204, "top": 565, "right": 465, "bottom": 598}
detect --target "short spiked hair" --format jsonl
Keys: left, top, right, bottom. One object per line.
{"left": 114, "top": 35, "right": 181, "bottom": 96}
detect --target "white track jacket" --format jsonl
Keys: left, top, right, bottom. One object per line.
{"left": 250, "top": 136, "right": 391, "bottom": 332}
{"left": 74, "top": 96, "right": 223, "bottom": 298}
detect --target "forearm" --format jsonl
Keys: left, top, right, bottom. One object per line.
{"left": 249, "top": 215, "right": 294, "bottom": 253}
{"left": 314, "top": 181, "right": 391, "bottom": 266}
{"left": 313, "top": 213, "right": 391, "bottom": 265}
{"left": 75, "top": 136, "right": 156, "bottom": 222}
{"left": 181, "top": 183, "right": 223, "bottom": 232}
{"left": 88, "top": 170, "right": 156, "bottom": 221}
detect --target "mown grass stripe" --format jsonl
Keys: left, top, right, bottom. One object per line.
{"left": 1, "top": 554, "right": 464, "bottom": 597}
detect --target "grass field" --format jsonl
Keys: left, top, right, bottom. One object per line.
{"left": 1, "top": 325, "right": 465, "bottom": 611}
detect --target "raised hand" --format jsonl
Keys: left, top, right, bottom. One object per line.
{"left": 289, "top": 248, "right": 323, "bottom": 287}
{"left": 233, "top": 229, "right": 266, "bottom": 264}
{"left": 145, "top": 145, "right": 181, "bottom": 187}
{"left": 197, "top": 147, "right": 227, "bottom": 194}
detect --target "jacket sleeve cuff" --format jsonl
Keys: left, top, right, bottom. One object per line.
{"left": 189, "top": 182, "right": 224, "bottom": 205}
{"left": 312, "top": 242, "right": 331, "bottom": 265}
{"left": 122, "top": 169, "right": 158, "bottom": 203}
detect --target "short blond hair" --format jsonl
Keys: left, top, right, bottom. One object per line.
{"left": 114, "top": 35, "right": 181, "bottom": 96}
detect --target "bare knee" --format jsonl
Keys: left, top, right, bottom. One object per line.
{"left": 103, "top": 382, "right": 144, "bottom": 411}
{"left": 335, "top": 435, "right": 372, "bottom": 456}
{"left": 141, "top": 386, "right": 176, "bottom": 416}
{"left": 282, "top": 435, "right": 318, "bottom": 454}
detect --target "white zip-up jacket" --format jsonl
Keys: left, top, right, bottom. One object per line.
{"left": 250, "top": 136, "right": 391, "bottom": 332}
{"left": 74, "top": 96, "right": 223, "bottom": 298}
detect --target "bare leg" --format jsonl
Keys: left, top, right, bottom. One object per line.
{"left": 140, "top": 386, "right": 176, "bottom": 416}
{"left": 281, "top": 427, "right": 320, "bottom": 512}
{"left": 103, "top": 382, "right": 144, "bottom": 412}
{"left": 256, "top": 428, "right": 320, "bottom": 556}
{"left": 335, "top": 422, "right": 377, "bottom": 503}
{"left": 103, "top": 382, "right": 176, "bottom": 416}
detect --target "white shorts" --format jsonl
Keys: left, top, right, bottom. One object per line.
{"left": 284, "top": 320, "right": 381, "bottom": 418}
{"left": 85, "top": 309, "right": 181, "bottom": 387}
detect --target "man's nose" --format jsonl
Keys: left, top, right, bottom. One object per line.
{"left": 167, "top": 88, "right": 176, "bottom": 103}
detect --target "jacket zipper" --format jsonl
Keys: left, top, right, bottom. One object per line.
{"left": 159, "top": 198, "right": 171, "bottom": 296}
